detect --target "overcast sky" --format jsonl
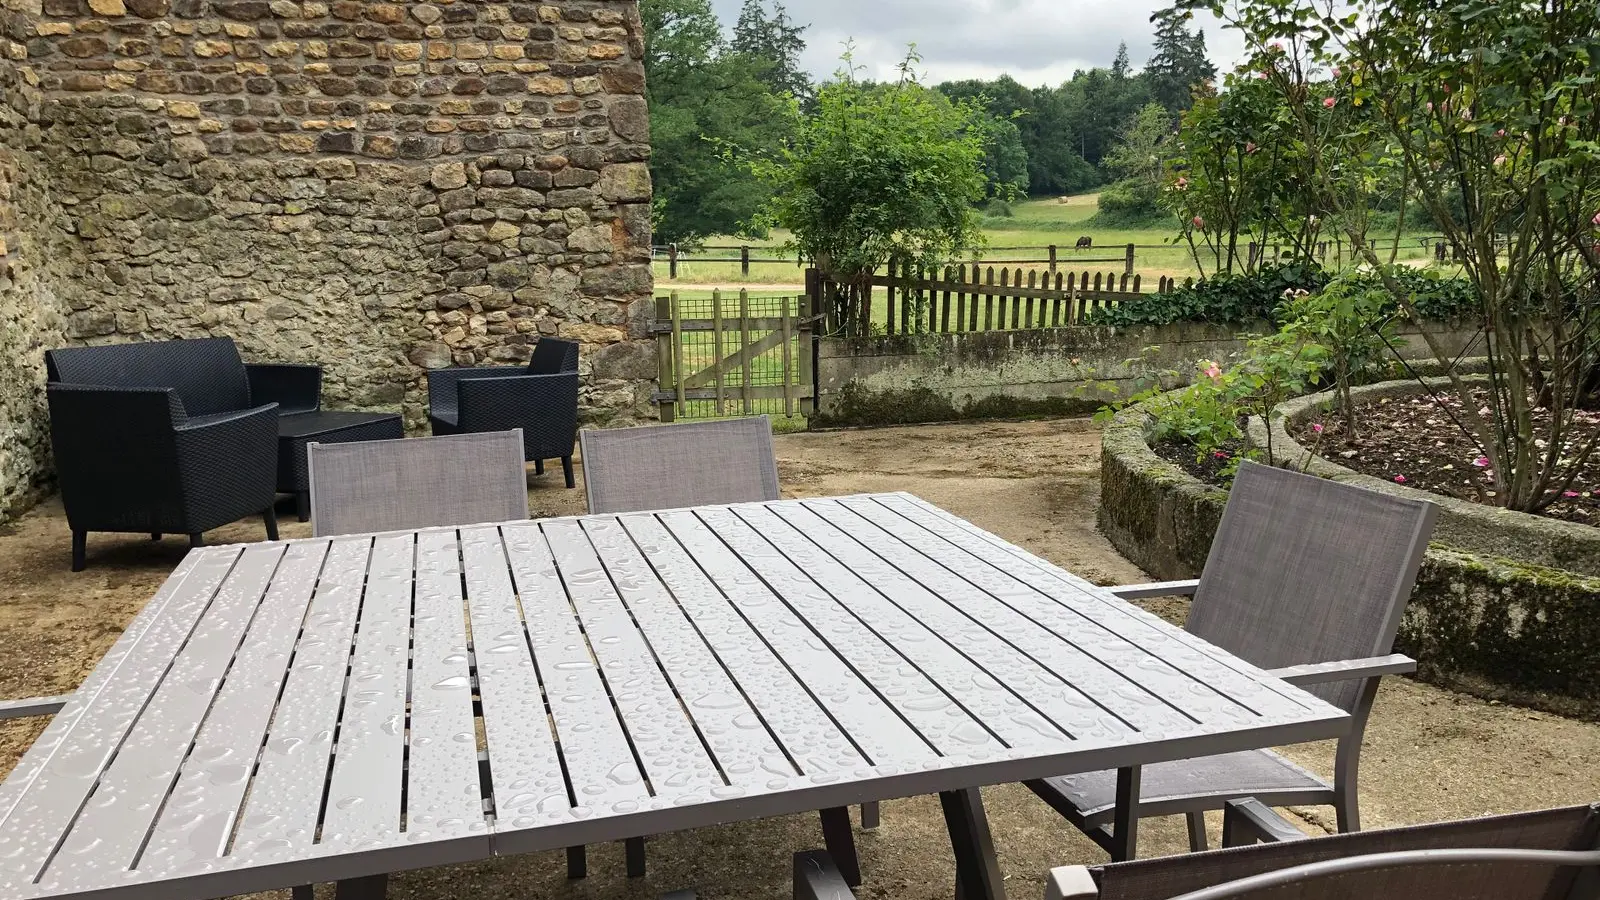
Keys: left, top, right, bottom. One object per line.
{"left": 707, "top": 0, "right": 1249, "bottom": 88}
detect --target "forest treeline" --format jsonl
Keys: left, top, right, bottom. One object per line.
{"left": 644, "top": 0, "right": 1217, "bottom": 244}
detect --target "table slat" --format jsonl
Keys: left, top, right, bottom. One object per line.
{"left": 405, "top": 530, "right": 490, "bottom": 841}
{"left": 581, "top": 517, "right": 795, "bottom": 789}
{"left": 657, "top": 510, "right": 937, "bottom": 770}
{"left": 742, "top": 504, "right": 1127, "bottom": 748}
{"left": 873, "top": 495, "right": 1322, "bottom": 718}
{"left": 320, "top": 534, "right": 414, "bottom": 851}
{"left": 140, "top": 540, "right": 330, "bottom": 875}
{"left": 815, "top": 498, "right": 1259, "bottom": 729}
{"left": 617, "top": 516, "right": 868, "bottom": 779}
{"left": 0, "top": 549, "right": 211, "bottom": 850}
{"left": 697, "top": 507, "right": 1007, "bottom": 758}
{"left": 499, "top": 523, "right": 649, "bottom": 812}
{"left": 542, "top": 521, "right": 724, "bottom": 796}
{"left": 41, "top": 544, "right": 283, "bottom": 885}
{"left": 230, "top": 537, "right": 371, "bottom": 857}
{"left": 457, "top": 526, "right": 569, "bottom": 831}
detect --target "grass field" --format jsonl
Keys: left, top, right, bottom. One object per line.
{"left": 653, "top": 192, "right": 1446, "bottom": 286}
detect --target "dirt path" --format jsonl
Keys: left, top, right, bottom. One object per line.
{"left": 1, "top": 418, "right": 1595, "bottom": 900}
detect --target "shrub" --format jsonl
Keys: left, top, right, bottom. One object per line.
{"left": 1090, "top": 263, "right": 1479, "bottom": 327}
{"left": 1090, "top": 262, "right": 1330, "bottom": 326}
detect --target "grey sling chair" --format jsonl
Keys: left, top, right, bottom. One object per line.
{"left": 580, "top": 416, "right": 870, "bottom": 886}
{"left": 794, "top": 801, "right": 1600, "bottom": 900}
{"left": 1026, "top": 460, "right": 1440, "bottom": 862}
{"left": 1040, "top": 798, "right": 1600, "bottom": 900}
{"left": 580, "top": 415, "right": 782, "bottom": 515}
{"left": 307, "top": 429, "right": 530, "bottom": 537}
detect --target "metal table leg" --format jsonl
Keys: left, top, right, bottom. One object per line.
{"left": 941, "top": 788, "right": 1005, "bottom": 900}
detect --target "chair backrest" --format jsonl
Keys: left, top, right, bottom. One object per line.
{"left": 580, "top": 416, "right": 780, "bottom": 514}
{"left": 1090, "top": 803, "right": 1600, "bottom": 900}
{"left": 46, "top": 337, "right": 251, "bottom": 418}
{"left": 527, "top": 337, "right": 580, "bottom": 375}
{"left": 308, "top": 430, "right": 529, "bottom": 537}
{"left": 1186, "top": 461, "right": 1439, "bottom": 712}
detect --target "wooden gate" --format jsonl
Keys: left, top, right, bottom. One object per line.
{"left": 652, "top": 290, "right": 815, "bottom": 422}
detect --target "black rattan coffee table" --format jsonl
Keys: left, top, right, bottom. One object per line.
{"left": 277, "top": 411, "right": 403, "bottom": 520}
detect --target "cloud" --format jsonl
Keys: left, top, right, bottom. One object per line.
{"left": 709, "top": 0, "right": 1247, "bottom": 87}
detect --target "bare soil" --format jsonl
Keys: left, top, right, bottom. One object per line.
{"left": 2, "top": 418, "right": 1597, "bottom": 900}
{"left": 1293, "top": 391, "right": 1600, "bottom": 525}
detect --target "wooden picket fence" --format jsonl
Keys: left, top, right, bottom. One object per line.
{"left": 813, "top": 259, "right": 1179, "bottom": 337}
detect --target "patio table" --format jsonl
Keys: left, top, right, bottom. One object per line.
{"left": 0, "top": 493, "right": 1349, "bottom": 900}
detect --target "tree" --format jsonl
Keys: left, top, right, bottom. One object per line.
{"left": 975, "top": 114, "right": 1030, "bottom": 200}
{"left": 1145, "top": 6, "right": 1217, "bottom": 118}
{"left": 752, "top": 50, "right": 991, "bottom": 334}
{"left": 1112, "top": 42, "right": 1132, "bottom": 80}
{"left": 1098, "top": 102, "right": 1177, "bottom": 221}
{"left": 731, "top": 0, "right": 811, "bottom": 100}
{"left": 1180, "top": 0, "right": 1600, "bottom": 512}
{"left": 641, "top": 0, "right": 797, "bottom": 244}
{"left": 936, "top": 76, "right": 1099, "bottom": 195}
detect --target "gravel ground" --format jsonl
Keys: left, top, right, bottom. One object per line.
{"left": 1, "top": 418, "right": 1596, "bottom": 900}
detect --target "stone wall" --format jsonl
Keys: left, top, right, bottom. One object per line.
{"left": 0, "top": 0, "right": 654, "bottom": 515}
{"left": 0, "top": 9, "right": 72, "bottom": 517}
{"left": 814, "top": 321, "right": 1483, "bottom": 428}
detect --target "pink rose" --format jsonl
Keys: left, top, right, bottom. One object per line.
{"left": 1473, "top": 456, "right": 1490, "bottom": 467}
{"left": 1494, "top": 154, "right": 1507, "bottom": 167}
{"left": 1592, "top": 211, "right": 1600, "bottom": 227}
{"left": 1192, "top": 215, "right": 1206, "bottom": 229}
{"left": 1565, "top": 491, "right": 1581, "bottom": 498}
{"left": 1426, "top": 102, "right": 1434, "bottom": 112}
{"left": 1245, "top": 141, "right": 1258, "bottom": 154}
{"left": 1331, "top": 65, "right": 1341, "bottom": 77}
{"left": 1323, "top": 97, "right": 1336, "bottom": 108}
{"left": 1394, "top": 475, "right": 1407, "bottom": 483}
{"left": 1312, "top": 423, "right": 1324, "bottom": 434}
{"left": 1255, "top": 71, "right": 1270, "bottom": 80}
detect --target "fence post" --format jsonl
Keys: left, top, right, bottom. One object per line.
{"left": 740, "top": 244, "right": 750, "bottom": 277}
{"left": 1048, "top": 244, "right": 1057, "bottom": 274}
{"left": 668, "top": 243, "right": 679, "bottom": 280}
{"left": 1124, "top": 243, "right": 1135, "bottom": 275}
{"left": 655, "top": 294, "right": 675, "bottom": 422}
{"left": 739, "top": 289, "right": 752, "bottom": 415}
{"left": 712, "top": 289, "right": 726, "bottom": 417}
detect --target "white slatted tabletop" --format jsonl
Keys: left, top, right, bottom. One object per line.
{"left": 0, "top": 493, "right": 1349, "bottom": 900}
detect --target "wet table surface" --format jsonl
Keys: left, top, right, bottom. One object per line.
{"left": 0, "top": 493, "right": 1348, "bottom": 900}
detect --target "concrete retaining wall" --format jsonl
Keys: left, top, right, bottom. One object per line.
{"left": 814, "top": 321, "right": 1482, "bottom": 427}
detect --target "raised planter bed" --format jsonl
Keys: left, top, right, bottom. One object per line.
{"left": 1100, "top": 390, "right": 1600, "bottom": 720}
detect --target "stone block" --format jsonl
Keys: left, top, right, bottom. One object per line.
{"left": 598, "top": 162, "right": 649, "bottom": 203}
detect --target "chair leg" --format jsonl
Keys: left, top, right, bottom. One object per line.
{"left": 292, "top": 886, "right": 314, "bottom": 900}
{"left": 566, "top": 845, "right": 586, "bottom": 879}
{"left": 71, "top": 530, "right": 87, "bottom": 572}
{"left": 150, "top": 533, "right": 162, "bottom": 541}
{"left": 296, "top": 490, "right": 311, "bottom": 522}
{"left": 535, "top": 458, "right": 545, "bottom": 476}
{"left": 561, "top": 456, "right": 575, "bottom": 489}
{"left": 861, "top": 800, "right": 881, "bottom": 830}
{"left": 1334, "top": 787, "right": 1360, "bottom": 833}
{"left": 941, "top": 788, "right": 1005, "bottom": 900}
{"left": 818, "top": 807, "right": 861, "bottom": 887}
{"left": 1186, "top": 810, "right": 1208, "bottom": 852}
{"left": 189, "top": 533, "right": 204, "bottom": 548}
{"left": 264, "top": 506, "right": 280, "bottom": 541}
{"left": 625, "top": 836, "right": 646, "bottom": 877}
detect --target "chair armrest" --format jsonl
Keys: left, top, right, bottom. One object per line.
{"left": 457, "top": 372, "right": 579, "bottom": 459}
{"left": 173, "top": 404, "right": 280, "bottom": 523}
{"left": 1221, "top": 798, "right": 1311, "bottom": 847}
{"left": 794, "top": 850, "right": 855, "bottom": 900}
{"left": 246, "top": 363, "right": 322, "bottom": 415}
{"left": 1045, "top": 866, "right": 1100, "bottom": 900}
{"left": 0, "top": 695, "right": 71, "bottom": 720}
{"left": 426, "top": 366, "right": 528, "bottom": 417}
{"left": 1109, "top": 579, "right": 1200, "bottom": 600}
{"left": 1266, "top": 654, "right": 1416, "bottom": 687}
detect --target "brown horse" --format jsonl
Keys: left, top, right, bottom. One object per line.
{"left": 1074, "top": 235, "right": 1093, "bottom": 250}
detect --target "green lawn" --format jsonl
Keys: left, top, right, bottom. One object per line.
{"left": 654, "top": 192, "right": 1447, "bottom": 285}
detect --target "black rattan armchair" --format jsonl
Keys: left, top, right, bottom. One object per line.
{"left": 46, "top": 384, "right": 280, "bottom": 571}
{"left": 427, "top": 338, "right": 581, "bottom": 487}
